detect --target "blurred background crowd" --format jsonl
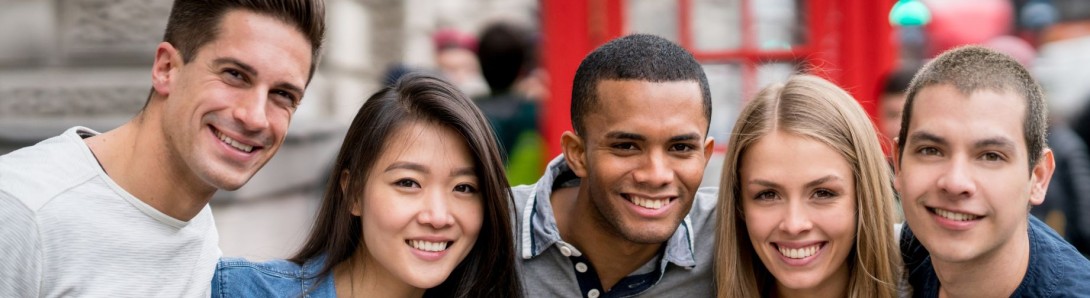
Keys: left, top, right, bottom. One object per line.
{"left": 2, "top": 0, "right": 1088, "bottom": 260}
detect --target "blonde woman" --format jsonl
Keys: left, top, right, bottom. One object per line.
{"left": 714, "top": 75, "right": 901, "bottom": 297}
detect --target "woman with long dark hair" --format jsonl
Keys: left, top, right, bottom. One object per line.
{"left": 212, "top": 73, "right": 523, "bottom": 297}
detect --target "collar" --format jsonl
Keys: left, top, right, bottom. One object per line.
{"left": 519, "top": 155, "right": 697, "bottom": 269}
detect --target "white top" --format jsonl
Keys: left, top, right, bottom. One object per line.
{"left": 0, "top": 127, "right": 220, "bottom": 297}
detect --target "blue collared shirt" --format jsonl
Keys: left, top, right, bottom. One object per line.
{"left": 511, "top": 155, "right": 718, "bottom": 297}
{"left": 902, "top": 216, "right": 1090, "bottom": 297}
{"left": 211, "top": 256, "right": 336, "bottom": 297}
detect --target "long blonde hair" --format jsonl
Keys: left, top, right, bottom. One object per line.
{"left": 714, "top": 75, "right": 901, "bottom": 297}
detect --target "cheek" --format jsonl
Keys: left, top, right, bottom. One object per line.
{"left": 741, "top": 205, "right": 775, "bottom": 240}
{"left": 821, "top": 201, "right": 857, "bottom": 242}
{"left": 456, "top": 199, "right": 485, "bottom": 238}
{"left": 361, "top": 195, "right": 413, "bottom": 238}
{"left": 672, "top": 158, "right": 709, "bottom": 186}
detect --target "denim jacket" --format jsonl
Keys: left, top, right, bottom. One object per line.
{"left": 902, "top": 216, "right": 1090, "bottom": 297}
{"left": 211, "top": 256, "right": 335, "bottom": 298}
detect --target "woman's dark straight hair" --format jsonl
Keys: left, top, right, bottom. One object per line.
{"left": 290, "top": 73, "right": 523, "bottom": 297}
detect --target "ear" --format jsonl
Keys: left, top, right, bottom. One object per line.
{"left": 340, "top": 170, "right": 362, "bottom": 216}
{"left": 702, "top": 137, "right": 715, "bottom": 166}
{"left": 561, "top": 131, "right": 588, "bottom": 178}
{"left": 151, "top": 42, "right": 181, "bottom": 97}
{"left": 1028, "top": 149, "right": 1055, "bottom": 206}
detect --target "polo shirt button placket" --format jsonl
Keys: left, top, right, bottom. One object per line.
{"left": 587, "top": 288, "right": 600, "bottom": 298}
{"left": 575, "top": 262, "right": 588, "bottom": 273}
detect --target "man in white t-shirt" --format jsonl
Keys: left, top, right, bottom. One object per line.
{"left": 0, "top": 1, "right": 325, "bottom": 296}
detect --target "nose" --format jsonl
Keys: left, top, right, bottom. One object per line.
{"left": 937, "top": 156, "right": 976, "bottom": 198}
{"left": 233, "top": 90, "right": 270, "bottom": 132}
{"left": 632, "top": 150, "right": 673, "bottom": 188}
{"left": 779, "top": 201, "right": 813, "bottom": 235}
{"left": 417, "top": 188, "right": 453, "bottom": 229}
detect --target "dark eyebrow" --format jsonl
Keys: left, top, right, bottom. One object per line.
{"left": 213, "top": 57, "right": 305, "bottom": 97}
{"left": 213, "top": 57, "right": 257, "bottom": 76}
{"left": 385, "top": 162, "right": 428, "bottom": 174}
{"left": 907, "top": 131, "right": 947, "bottom": 146}
{"left": 804, "top": 175, "right": 841, "bottom": 189}
{"left": 604, "top": 131, "right": 645, "bottom": 141}
{"left": 669, "top": 133, "right": 701, "bottom": 143}
{"left": 387, "top": 162, "right": 478, "bottom": 179}
{"left": 974, "top": 137, "right": 1017, "bottom": 152}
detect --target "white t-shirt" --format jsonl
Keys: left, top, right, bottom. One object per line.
{"left": 0, "top": 127, "right": 220, "bottom": 297}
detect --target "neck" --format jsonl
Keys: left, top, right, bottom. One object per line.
{"left": 334, "top": 251, "right": 424, "bottom": 298}
{"left": 774, "top": 262, "right": 850, "bottom": 298}
{"left": 933, "top": 222, "right": 1031, "bottom": 298}
{"left": 84, "top": 110, "right": 215, "bottom": 221}
{"left": 552, "top": 186, "right": 663, "bottom": 291}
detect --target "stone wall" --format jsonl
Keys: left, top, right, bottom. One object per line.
{"left": 0, "top": 0, "right": 537, "bottom": 199}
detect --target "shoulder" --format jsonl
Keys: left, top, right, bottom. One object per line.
{"left": 1024, "top": 217, "right": 1090, "bottom": 295}
{"left": 0, "top": 127, "right": 99, "bottom": 211}
{"left": 212, "top": 257, "right": 321, "bottom": 297}
{"left": 687, "top": 187, "right": 719, "bottom": 224}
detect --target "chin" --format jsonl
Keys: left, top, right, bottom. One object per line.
{"left": 775, "top": 275, "right": 822, "bottom": 291}
{"left": 206, "top": 173, "right": 253, "bottom": 191}
{"left": 405, "top": 273, "right": 452, "bottom": 290}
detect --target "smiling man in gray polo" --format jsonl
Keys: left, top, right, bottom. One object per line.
{"left": 511, "top": 34, "right": 717, "bottom": 297}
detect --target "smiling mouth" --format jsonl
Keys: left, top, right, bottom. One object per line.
{"left": 213, "top": 127, "right": 256, "bottom": 153}
{"left": 928, "top": 207, "right": 982, "bottom": 221}
{"left": 775, "top": 243, "right": 824, "bottom": 259}
{"left": 623, "top": 194, "right": 676, "bottom": 210}
{"left": 407, "top": 240, "right": 452, "bottom": 252}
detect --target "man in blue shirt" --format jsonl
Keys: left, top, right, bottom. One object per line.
{"left": 895, "top": 46, "right": 1090, "bottom": 297}
{"left": 511, "top": 34, "right": 717, "bottom": 297}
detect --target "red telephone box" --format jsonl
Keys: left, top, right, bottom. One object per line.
{"left": 541, "top": 0, "right": 897, "bottom": 156}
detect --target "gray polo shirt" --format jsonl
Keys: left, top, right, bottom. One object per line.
{"left": 512, "top": 155, "right": 718, "bottom": 297}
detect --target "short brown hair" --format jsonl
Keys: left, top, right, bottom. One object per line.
{"left": 897, "top": 46, "right": 1048, "bottom": 170}
{"left": 163, "top": 0, "right": 326, "bottom": 83}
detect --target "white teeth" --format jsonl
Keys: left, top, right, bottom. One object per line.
{"left": 409, "top": 240, "right": 449, "bottom": 252}
{"left": 778, "top": 244, "right": 821, "bottom": 259}
{"left": 216, "top": 131, "right": 254, "bottom": 153}
{"left": 630, "top": 196, "right": 668, "bottom": 209}
{"left": 935, "top": 208, "right": 979, "bottom": 221}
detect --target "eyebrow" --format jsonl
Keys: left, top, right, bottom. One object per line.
{"left": 603, "top": 131, "right": 701, "bottom": 143}
{"left": 907, "top": 131, "right": 947, "bottom": 146}
{"left": 385, "top": 162, "right": 477, "bottom": 177}
{"left": 976, "top": 135, "right": 1015, "bottom": 151}
{"left": 385, "top": 162, "right": 428, "bottom": 174}
{"left": 669, "top": 133, "right": 702, "bottom": 143}
{"left": 749, "top": 179, "right": 781, "bottom": 189}
{"left": 213, "top": 57, "right": 305, "bottom": 97}
{"left": 909, "top": 130, "right": 1018, "bottom": 151}
{"left": 604, "top": 131, "right": 645, "bottom": 141}
{"left": 804, "top": 175, "right": 841, "bottom": 189}
{"left": 748, "top": 175, "right": 841, "bottom": 190}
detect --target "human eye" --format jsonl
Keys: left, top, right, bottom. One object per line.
{"left": 222, "top": 68, "right": 248, "bottom": 83}
{"left": 980, "top": 151, "right": 1006, "bottom": 162}
{"left": 271, "top": 90, "right": 299, "bottom": 109}
{"left": 916, "top": 146, "right": 941, "bottom": 157}
{"left": 753, "top": 190, "right": 778, "bottom": 201}
{"left": 669, "top": 143, "right": 696, "bottom": 152}
{"left": 393, "top": 178, "right": 420, "bottom": 188}
{"left": 812, "top": 189, "right": 838, "bottom": 200}
{"left": 453, "top": 183, "right": 478, "bottom": 194}
{"left": 611, "top": 142, "right": 638, "bottom": 151}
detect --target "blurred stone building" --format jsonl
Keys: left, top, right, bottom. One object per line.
{"left": 0, "top": 0, "right": 537, "bottom": 200}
